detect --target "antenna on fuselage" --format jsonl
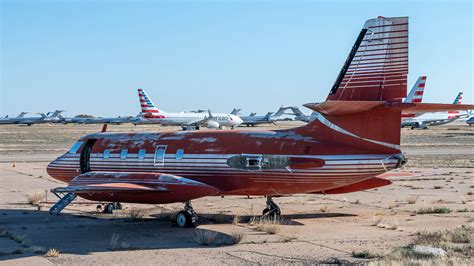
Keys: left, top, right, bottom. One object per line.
{"left": 101, "top": 124, "right": 108, "bottom": 132}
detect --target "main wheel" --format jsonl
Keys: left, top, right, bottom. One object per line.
{"left": 104, "top": 203, "right": 114, "bottom": 214}
{"left": 113, "top": 202, "right": 122, "bottom": 210}
{"left": 175, "top": 211, "right": 195, "bottom": 228}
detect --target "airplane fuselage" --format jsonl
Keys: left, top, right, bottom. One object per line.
{"left": 47, "top": 126, "right": 403, "bottom": 203}
{"left": 402, "top": 111, "right": 461, "bottom": 128}
{"left": 142, "top": 112, "right": 242, "bottom": 128}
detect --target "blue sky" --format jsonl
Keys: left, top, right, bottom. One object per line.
{"left": 1, "top": 0, "right": 472, "bottom": 117}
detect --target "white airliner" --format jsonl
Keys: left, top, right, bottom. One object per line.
{"left": 135, "top": 89, "right": 243, "bottom": 130}
{"left": 402, "top": 92, "right": 466, "bottom": 129}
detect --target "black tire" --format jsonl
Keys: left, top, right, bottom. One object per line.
{"left": 104, "top": 203, "right": 114, "bottom": 214}
{"left": 175, "top": 211, "right": 195, "bottom": 228}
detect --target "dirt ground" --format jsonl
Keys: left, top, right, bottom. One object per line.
{"left": 0, "top": 122, "right": 473, "bottom": 265}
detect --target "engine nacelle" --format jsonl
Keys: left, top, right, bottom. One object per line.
{"left": 206, "top": 120, "right": 219, "bottom": 129}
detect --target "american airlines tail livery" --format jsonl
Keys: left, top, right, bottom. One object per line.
{"left": 136, "top": 89, "right": 243, "bottom": 129}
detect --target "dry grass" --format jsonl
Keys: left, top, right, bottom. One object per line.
{"left": 110, "top": 233, "right": 130, "bottom": 251}
{"left": 407, "top": 196, "right": 419, "bottom": 204}
{"left": 129, "top": 209, "right": 147, "bottom": 221}
{"left": 352, "top": 250, "right": 379, "bottom": 259}
{"left": 250, "top": 216, "right": 283, "bottom": 235}
{"left": 3, "top": 229, "right": 28, "bottom": 246}
{"left": 232, "top": 214, "right": 241, "bottom": 225}
{"left": 281, "top": 227, "right": 298, "bottom": 242}
{"left": 26, "top": 191, "right": 43, "bottom": 206}
{"left": 416, "top": 207, "right": 452, "bottom": 214}
{"left": 382, "top": 222, "right": 474, "bottom": 262}
{"left": 371, "top": 216, "right": 382, "bottom": 226}
{"left": 193, "top": 229, "right": 218, "bottom": 246}
{"left": 320, "top": 205, "right": 329, "bottom": 212}
{"left": 45, "top": 248, "right": 60, "bottom": 257}
{"left": 376, "top": 219, "right": 400, "bottom": 230}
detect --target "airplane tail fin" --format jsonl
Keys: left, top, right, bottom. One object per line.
{"left": 404, "top": 76, "right": 426, "bottom": 103}
{"left": 263, "top": 112, "right": 273, "bottom": 120}
{"left": 296, "top": 16, "right": 409, "bottom": 153}
{"left": 137, "top": 89, "right": 165, "bottom": 118}
{"left": 289, "top": 107, "right": 305, "bottom": 116}
{"left": 50, "top": 110, "right": 64, "bottom": 118}
{"left": 448, "top": 92, "right": 463, "bottom": 119}
{"left": 231, "top": 108, "right": 241, "bottom": 115}
{"left": 17, "top": 112, "right": 28, "bottom": 118}
{"left": 273, "top": 106, "right": 287, "bottom": 117}
{"left": 296, "top": 17, "right": 474, "bottom": 152}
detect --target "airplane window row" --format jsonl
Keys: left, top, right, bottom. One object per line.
{"left": 100, "top": 148, "right": 185, "bottom": 160}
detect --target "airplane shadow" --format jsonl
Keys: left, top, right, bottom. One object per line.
{"left": 193, "top": 212, "right": 356, "bottom": 226}
{"left": 0, "top": 208, "right": 356, "bottom": 260}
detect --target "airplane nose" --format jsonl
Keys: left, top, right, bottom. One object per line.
{"left": 234, "top": 116, "right": 243, "bottom": 124}
{"left": 46, "top": 158, "right": 58, "bottom": 178}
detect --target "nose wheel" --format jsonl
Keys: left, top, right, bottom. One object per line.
{"left": 173, "top": 201, "right": 198, "bottom": 228}
{"left": 262, "top": 196, "right": 281, "bottom": 218}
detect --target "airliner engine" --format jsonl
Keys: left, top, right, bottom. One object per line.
{"left": 206, "top": 120, "right": 219, "bottom": 129}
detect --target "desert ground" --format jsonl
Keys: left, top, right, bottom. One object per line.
{"left": 0, "top": 122, "right": 473, "bottom": 265}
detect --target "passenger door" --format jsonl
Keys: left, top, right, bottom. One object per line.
{"left": 80, "top": 139, "right": 96, "bottom": 173}
{"left": 154, "top": 145, "right": 167, "bottom": 167}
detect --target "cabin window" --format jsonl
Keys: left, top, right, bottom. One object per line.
{"left": 120, "top": 149, "right": 128, "bottom": 160}
{"left": 154, "top": 145, "right": 167, "bottom": 166}
{"left": 155, "top": 147, "right": 165, "bottom": 160}
{"left": 138, "top": 149, "right": 146, "bottom": 160}
{"left": 103, "top": 149, "right": 110, "bottom": 159}
{"left": 176, "top": 149, "right": 184, "bottom": 160}
{"left": 68, "top": 141, "right": 83, "bottom": 154}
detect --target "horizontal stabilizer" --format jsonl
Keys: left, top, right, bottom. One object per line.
{"left": 304, "top": 101, "right": 387, "bottom": 116}
{"left": 401, "top": 103, "right": 474, "bottom": 114}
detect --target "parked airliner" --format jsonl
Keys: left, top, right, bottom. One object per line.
{"left": 135, "top": 89, "right": 242, "bottom": 130}
{"left": 402, "top": 92, "right": 466, "bottom": 129}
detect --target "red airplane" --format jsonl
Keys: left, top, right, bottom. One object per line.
{"left": 47, "top": 16, "right": 474, "bottom": 228}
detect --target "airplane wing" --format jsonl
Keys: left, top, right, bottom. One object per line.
{"left": 51, "top": 172, "right": 220, "bottom": 203}
{"left": 183, "top": 110, "right": 214, "bottom": 127}
{"left": 52, "top": 182, "right": 161, "bottom": 193}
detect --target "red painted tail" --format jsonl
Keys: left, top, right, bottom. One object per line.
{"left": 297, "top": 17, "right": 409, "bottom": 153}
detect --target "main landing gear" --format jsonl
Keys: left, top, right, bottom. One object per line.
{"left": 173, "top": 201, "right": 198, "bottom": 228}
{"left": 97, "top": 202, "right": 122, "bottom": 214}
{"left": 262, "top": 196, "right": 281, "bottom": 218}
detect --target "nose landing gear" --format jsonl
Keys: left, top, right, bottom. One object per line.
{"left": 262, "top": 196, "right": 281, "bottom": 218}
{"left": 173, "top": 201, "right": 198, "bottom": 228}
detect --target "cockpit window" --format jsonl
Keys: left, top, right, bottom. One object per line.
{"left": 68, "top": 141, "right": 83, "bottom": 154}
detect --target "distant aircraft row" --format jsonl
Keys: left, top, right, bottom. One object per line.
{"left": 1, "top": 81, "right": 472, "bottom": 128}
